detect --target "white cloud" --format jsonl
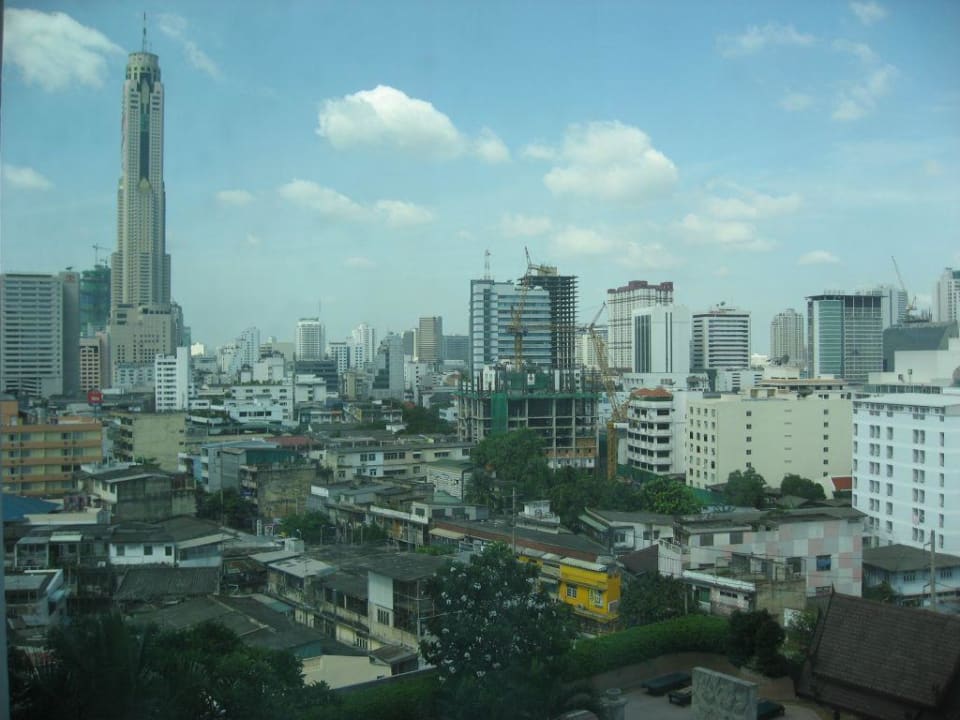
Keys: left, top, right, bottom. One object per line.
{"left": 543, "top": 121, "right": 678, "bottom": 203}
{"left": 278, "top": 180, "right": 365, "bottom": 220}
{"left": 245, "top": 233, "right": 262, "bottom": 247}
{"left": 522, "top": 143, "right": 557, "bottom": 161}
{"left": 780, "top": 92, "right": 814, "bottom": 112}
{"left": 718, "top": 23, "right": 815, "bottom": 57}
{"left": 619, "top": 241, "right": 681, "bottom": 270}
{"left": 474, "top": 128, "right": 511, "bottom": 164}
{"left": 850, "top": 1, "right": 887, "bottom": 25}
{"left": 3, "top": 164, "right": 53, "bottom": 190}
{"left": 798, "top": 250, "right": 840, "bottom": 265}
{"left": 500, "top": 214, "right": 552, "bottom": 238}
{"left": 678, "top": 213, "right": 774, "bottom": 252}
{"left": 156, "top": 13, "right": 221, "bottom": 79}
{"left": 704, "top": 191, "right": 802, "bottom": 220}
{"left": 317, "top": 85, "right": 465, "bottom": 157}
{"left": 216, "top": 189, "right": 254, "bottom": 206}
{"left": 344, "top": 256, "right": 375, "bottom": 269}
{"left": 375, "top": 200, "right": 434, "bottom": 227}
{"left": 833, "top": 64, "right": 897, "bottom": 121}
{"left": 551, "top": 226, "right": 616, "bottom": 256}
{"left": 2, "top": 8, "right": 122, "bottom": 91}
{"left": 833, "top": 39, "right": 878, "bottom": 64}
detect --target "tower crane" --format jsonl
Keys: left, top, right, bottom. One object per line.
{"left": 891, "top": 256, "right": 917, "bottom": 320}
{"left": 92, "top": 244, "right": 111, "bottom": 267}
{"left": 588, "top": 303, "right": 627, "bottom": 480}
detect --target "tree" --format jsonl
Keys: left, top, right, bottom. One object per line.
{"left": 421, "top": 543, "right": 578, "bottom": 720}
{"left": 469, "top": 430, "right": 552, "bottom": 511}
{"left": 780, "top": 474, "right": 826, "bottom": 501}
{"left": 637, "top": 477, "right": 701, "bottom": 515}
{"left": 724, "top": 468, "right": 767, "bottom": 508}
{"left": 399, "top": 404, "right": 454, "bottom": 435}
{"left": 279, "top": 511, "right": 332, "bottom": 544}
{"left": 195, "top": 488, "right": 258, "bottom": 531}
{"left": 782, "top": 608, "right": 819, "bottom": 665}
{"left": 619, "top": 573, "right": 691, "bottom": 627}
{"left": 726, "top": 609, "right": 788, "bottom": 677}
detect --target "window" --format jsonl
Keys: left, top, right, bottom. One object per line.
{"left": 377, "top": 608, "right": 391, "bottom": 625}
{"left": 816, "top": 555, "right": 832, "bottom": 571}
{"left": 886, "top": 483, "right": 893, "bottom": 496}
{"left": 729, "top": 531, "right": 744, "bottom": 544}
{"left": 144, "top": 545, "right": 153, "bottom": 556}
{"left": 940, "top": 568, "right": 952, "bottom": 579}
{"left": 354, "top": 636, "right": 368, "bottom": 650}
{"left": 566, "top": 584, "right": 578, "bottom": 599}
{"left": 903, "top": 572, "right": 916, "bottom": 583}
{"left": 116, "top": 545, "right": 125, "bottom": 557}
{"left": 886, "top": 502, "right": 893, "bottom": 515}
{"left": 700, "top": 533, "right": 714, "bottom": 547}
{"left": 590, "top": 589, "right": 603, "bottom": 608}
{"left": 886, "top": 521, "right": 893, "bottom": 533}
{"left": 165, "top": 546, "right": 173, "bottom": 556}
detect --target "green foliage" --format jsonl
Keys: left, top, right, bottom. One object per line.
{"left": 416, "top": 544, "right": 455, "bottom": 556}
{"left": 421, "top": 543, "right": 576, "bottom": 720}
{"left": 545, "top": 467, "right": 643, "bottom": 528}
{"left": 780, "top": 474, "right": 826, "bottom": 501}
{"left": 280, "top": 511, "right": 333, "bottom": 544}
{"left": 399, "top": 405, "right": 453, "bottom": 435}
{"left": 15, "top": 614, "right": 339, "bottom": 720}
{"left": 469, "top": 430, "right": 552, "bottom": 511}
{"left": 724, "top": 468, "right": 767, "bottom": 508}
{"left": 619, "top": 573, "right": 692, "bottom": 627}
{"left": 330, "top": 675, "right": 439, "bottom": 720}
{"left": 863, "top": 580, "right": 898, "bottom": 604}
{"left": 195, "top": 487, "right": 258, "bottom": 531}
{"left": 564, "top": 615, "right": 729, "bottom": 680}
{"left": 726, "top": 609, "right": 788, "bottom": 677}
{"left": 782, "top": 608, "right": 820, "bottom": 663}
{"left": 637, "top": 477, "right": 702, "bottom": 515}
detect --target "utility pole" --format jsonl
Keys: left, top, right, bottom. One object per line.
{"left": 512, "top": 486, "right": 517, "bottom": 554}
{"left": 931, "top": 530, "right": 938, "bottom": 612}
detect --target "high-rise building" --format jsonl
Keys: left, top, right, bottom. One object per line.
{"left": 417, "top": 316, "right": 443, "bottom": 363}
{"left": 402, "top": 329, "right": 416, "bottom": 357}
{"left": 108, "top": 48, "right": 182, "bottom": 385}
{"left": 79, "top": 335, "right": 110, "bottom": 393}
{"left": 853, "top": 393, "right": 960, "bottom": 553}
{"left": 230, "top": 326, "right": 261, "bottom": 374}
{"left": 690, "top": 305, "right": 751, "bottom": 372}
{"left": 807, "top": 293, "right": 883, "bottom": 384}
{"left": 469, "top": 279, "right": 551, "bottom": 371}
{"left": 0, "top": 272, "right": 80, "bottom": 398}
{"left": 934, "top": 268, "right": 960, "bottom": 324}
{"left": 155, "top": 346, "right": 191, "bottom": 411}
{"left": 631, "top": 304, "right": 691, "bottom": 375}
{"left": 442, "top": 334, "right": 470, "bottom": 364}
{"left": 371, "top": 334, "right": 404, "bottom": 400}
{"left": 351, "top": 323, "right": 377, "bottom": 369}
{"left": 770, "top": 308, "right": 806, "bottom": 367}
{"left": 328, "top": 341, "right": 350, "bottom": 375}
{"left": 526, "top": 269, "right": 578, "bottom": 371}
{"left": 869, "top": 285, "right": 909, "bottom": 329}
{"left": 112, "top": 50, "right": 168, "bottom": 311}
{"left": 80, "top": 265, "right": 111, "bottom": 337}
{"left": 296, "top": 318, "right": 324, "bottom": 361}
{"left": 606, "top": 281, "right": 674, "bottom": 370}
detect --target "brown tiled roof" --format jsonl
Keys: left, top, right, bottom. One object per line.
{"left": 630, "top": 387, "right": 672, "bottom": 399}
{"left": 831, "top": 476, "right": 853, "bottom": 491}
{"left": 799, "top": 593, "right": 960, "bottom": 719}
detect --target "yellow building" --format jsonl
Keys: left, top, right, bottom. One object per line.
{"left": 1, "top": 397, "right": 103, "bottom": 496}
{"left": 558, "top": 557, "right": 621, "bottom": 629}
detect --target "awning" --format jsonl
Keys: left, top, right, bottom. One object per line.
{"left": 430, "top": 528, "right": 465, "bottom": 540}
{"left": 177, "top": 533, "right": 233, "bottom": 550}
{"left": 50, "top": 533, "right": 83, "bottom": 543}
{"left": 579, "top": 515, "right": 607, "bottom": 532}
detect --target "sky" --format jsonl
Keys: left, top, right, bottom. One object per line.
{"left": 2, "top": 1, "right": 959, "bottom": 353}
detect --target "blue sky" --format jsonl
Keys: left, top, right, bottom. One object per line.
{"left": 2, "top": 1, "right": 959, "bottom": 352}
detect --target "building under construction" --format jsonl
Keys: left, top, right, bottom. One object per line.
{"left": 457, "top": 366, "right": 598, "bottom": 470}
{"left": 524, "top": 268, "right": 578, "bottom": 371}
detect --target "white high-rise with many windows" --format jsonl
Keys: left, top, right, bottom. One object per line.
{"left": 934, "top": 268, "right": 960, "bottom": 324}
{"left": 853, "top": 393, "right": 960, "bottom": 554}
{"left": 770, "top": 308, "right": 806, "bottom": 367}
{"left": 351, "top": 323, "right": 377, "bottom": 369}
{"left": 155, "top": 346, "right": 190, "bottom": 411}
{"left": 606, "top": 281, "right": 674, "bottom": 370}
{"left": 296, "top": 318, "right": 324, "bottom": 361}
{"left": 690, "top": 305, "right": 751, "bottom": 372}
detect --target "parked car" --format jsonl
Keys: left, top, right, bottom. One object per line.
{"left": 640, "top": 671, "right": 692, "bottom": 696}
{"left": 668, "top": 686, "right": 693, "bottom": 706}
{"left": 757, "top": 699, "right": 786, "bottom": 719}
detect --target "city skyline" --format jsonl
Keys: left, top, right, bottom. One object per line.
{"left": 2, "top": 2, "right": 959, "bottom": 351}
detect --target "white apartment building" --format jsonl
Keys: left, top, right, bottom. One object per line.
{"left": 328, "top": 341, "right": 350, "bottom": 375}
{"left": 296, "top": 318, "right": 324, "bottom": 361}
{"left": 230, "top": 382, "right": 294, "bottom": 421}
{"left": 770, "top": 308, "right": 806, "bottom": 368}
{"left": 1, "top": 273, "right": 65, "bottom": 398}
{"left": 469, "top": 279, "right": 552, "bottom": 370}
{"left": 631, "top": 304, "right": 690, "bottom": 375}
{"left": 626, "top": 388, "right": 702, "bottom": 476}
{"left": 155, "top": 347, "right": 190, "bottom": 411}
{"left": 852, "top": 393, "right": 960, "bottom": 553}
{"left": 252, "top": 355, "right": 286, "bottom": 383}
{"left": 351, "top": 323, "right": 377, "bottom": 369}
{"left": 714, "top": 368, "right": 764, "bottom": 393}
{"left": 691, "top": 305, "right": 751, "bottom": 372}
{"left": 606, "top": 280, "right": 674, "bottom": 371}
{"left": 229, "top": 326, "right": 261, "bottom": 374}
{"left": 686, "top": 386, "right": 853, "bottom": 492}
{"left": 933, "top": 268, "right": 960, "bottom": 324}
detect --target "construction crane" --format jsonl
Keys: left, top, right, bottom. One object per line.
{"left": 92, "top": 244, "right": 111, "bottom": 266}
{"left": 588, "top": 303, "right": 627, "bottom": 480}
{"left": 507, "top": 275, "right": 532, "bottom": 367}
{"left": 891, "top": 256, "right": 918, "bottom": 321}
{"left": 525, "top": 245, "right": 557, "bottom": 277}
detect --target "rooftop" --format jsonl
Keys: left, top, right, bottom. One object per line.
{"left": 360, "top": 552, "right": 448, "bottom": 582}
{"left": 864, "top": 544, "right": 960, "bottom": 573}
{"left": 855, "top": 393, "right": 960, "bottom": 409}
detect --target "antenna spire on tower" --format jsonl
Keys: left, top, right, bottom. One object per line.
{"left": 484, "top": 249, "right": 491, "bottom": 280}
{"left": 142, "top": 12, "right": 147, "bottom": 51}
